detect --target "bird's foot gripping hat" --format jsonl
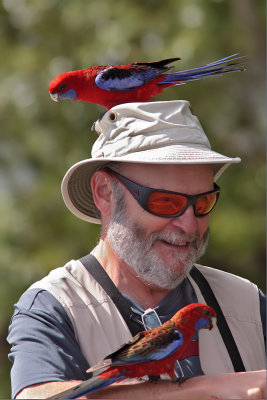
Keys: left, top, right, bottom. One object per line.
{"left": 61, "top": 100, "right": 241, "bottom": 224}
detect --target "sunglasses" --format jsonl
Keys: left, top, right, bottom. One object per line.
{"left": 105, "top": 167, "right": 220, "bottom": 218}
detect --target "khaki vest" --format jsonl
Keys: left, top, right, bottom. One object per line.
{"left": 30, "top": 260, "right": 266, "bottom": 374}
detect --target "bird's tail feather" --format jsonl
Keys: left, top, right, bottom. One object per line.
{"left": 159, "top": 54, "right": 247, "bottom": 85}
{"left": 47, "top": 375, "right": 124, "bottom": 399}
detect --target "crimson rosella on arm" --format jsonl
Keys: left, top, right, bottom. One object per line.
{"left": 48, "top": 303, "right": 216, "bottom": 399}
{"left": 48, "top": 54, "right": 246, "bottom": 109}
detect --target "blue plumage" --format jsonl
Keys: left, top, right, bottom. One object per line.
{"left": 114, "top": 331, "right": 184, "bottom": 364}
{"left": 159, "top": 54, "right": 246, "bottom": 85}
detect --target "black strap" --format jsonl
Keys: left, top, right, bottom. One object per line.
{"left": 190, "top": 266, "right": 246, "bottom": 372}
{"left": 79, "top": 254, "right": 143, "bottom": 336}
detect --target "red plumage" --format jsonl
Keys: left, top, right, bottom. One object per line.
{"left": 48, "top": 55, "right": 246, "bottom": 109}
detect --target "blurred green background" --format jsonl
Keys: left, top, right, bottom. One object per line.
{"left": 0, "top": 0, "right": 265, "bottom": 397}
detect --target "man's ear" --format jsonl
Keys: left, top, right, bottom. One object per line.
{"left": 91, "top": 170, "right": 113, "bottom": 218}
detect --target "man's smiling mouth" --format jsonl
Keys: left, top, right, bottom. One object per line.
{"left": 159, "top": 239, "right": 189, "bottom": 248}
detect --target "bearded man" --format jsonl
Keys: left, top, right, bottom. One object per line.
{"left": 8, "top": 101, "right": 266, "bottom": 399}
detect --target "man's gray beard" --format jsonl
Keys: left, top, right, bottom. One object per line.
{"left": 107, "top": 186, "right": 209, "bottom": 290}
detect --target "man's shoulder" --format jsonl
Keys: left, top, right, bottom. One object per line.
{"left": 192, "top": 264, "right": 262, "bottom": 320}
{"left": 15, "top": 288, "right": 56, "bottom": 311}
{"left": 29, "top": 259, "right": 84, "bottom": 291}
{"left": 28, "top": 257, "right": 113, "bottom": 309}
{"left": 194, "top": 264, "right": 258, "bottom": 290}
{"left": 11, "top": 288, "right": 73, "bottom": 328}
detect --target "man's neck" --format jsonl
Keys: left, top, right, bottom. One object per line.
{"left": 91, "top": 240, "right": 171, "bottom": 309}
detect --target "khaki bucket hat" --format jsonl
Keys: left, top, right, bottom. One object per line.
{"left": 61, "top": 100, "right": 241, "bottom": 224}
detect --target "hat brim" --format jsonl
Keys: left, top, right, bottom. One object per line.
{"left": 61, "top": 145, "right": 241, "bottom": 224}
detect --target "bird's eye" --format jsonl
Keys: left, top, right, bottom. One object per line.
{"left": 203, "top": 309, "right": 211, "bottom": 317}
{"left": 59, "top": 84, "right": 66, "bottom": 91}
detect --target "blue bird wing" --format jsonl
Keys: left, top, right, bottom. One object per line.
{"left": 87, "top": 329, "right": 183, "bottom": 373}
{"left": 95, "top": 67, "right": 148, "bottom": 91}
{"left": 113, "top": 332, "right": 184, "bottom": 364}
{"left": 95, "top": 58, "right": 180, "bottom": 92}
{"left": 105, "top": 330, "right": 183, "bottom": 367}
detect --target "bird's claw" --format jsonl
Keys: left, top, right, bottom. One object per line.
{"left": 172, "top": 376, "right": 189, "bottom": 386}
{"left": 148, "top": 375, "right": 161, "bottom": 382}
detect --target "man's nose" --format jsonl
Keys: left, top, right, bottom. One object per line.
{"left": 170, "top": 204, "right": 199, "bottom": 234}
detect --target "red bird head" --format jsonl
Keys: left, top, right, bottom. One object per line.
{"left": 49, "top": 70, "right": 85, "bottom": 102}
{"left": 171, "top": 303, "right": 216, "bottom": 336}
{"left": 49, "top": 67, "right": 109, "bottom": 106}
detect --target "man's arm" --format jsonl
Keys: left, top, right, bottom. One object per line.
{"left": 15, "top": 370, "right": 266, "bottom": 399}
{"left": 16, "top": 381, "right": 85, "bottom": 399}
{"left": 8, "top": 289, "right": 90, "bottom": 399}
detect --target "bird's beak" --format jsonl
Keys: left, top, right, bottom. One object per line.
{"left": 50, "top": 93, "right": 59, "bottom": 102}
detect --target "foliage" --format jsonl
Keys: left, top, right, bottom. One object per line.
{"left": 0, "top": 0, "right": 265, "bottom": 397}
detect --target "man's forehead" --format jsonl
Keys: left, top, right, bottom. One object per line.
{"left": 111, "top": 163, "right": 214, "bottom": 193}
{"left": 113, "top": 162, "right": 214, "bottom": 176}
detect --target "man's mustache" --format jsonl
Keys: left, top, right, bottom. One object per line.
{"left": 149, "top": 228, "right": 210, "bottom": 248}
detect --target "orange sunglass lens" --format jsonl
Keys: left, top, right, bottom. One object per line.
{"left": 195, "top": 193, "right": 217, "bottom": 215}
{"left": 147, "top": 192, "right": 187, "bottom": 215}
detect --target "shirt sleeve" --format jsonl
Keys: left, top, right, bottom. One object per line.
{"left": 7, "top": 288, "right": 90, "bottom": 399}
